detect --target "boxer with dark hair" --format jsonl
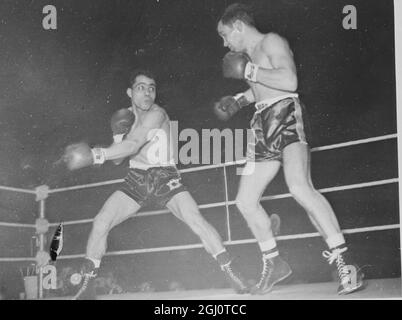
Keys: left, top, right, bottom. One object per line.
{"left": 64, "top": 70, "right": 250, "bottom": 299}
{"left": 214, "top": 3, "right": 364, "bottom": 295}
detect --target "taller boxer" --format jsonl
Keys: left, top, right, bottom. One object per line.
{"left": 63, "top": 69, "right": 250, "bottom": 299}
{"left": 215, "top": 3, "right": 364, "bottom": 295}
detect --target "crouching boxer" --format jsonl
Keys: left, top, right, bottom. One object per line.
{"left": 215, "top": 3, "right": 364, "bottom": 295}
{"left": 64, "top": 69, "right": 251, "bottom": 300}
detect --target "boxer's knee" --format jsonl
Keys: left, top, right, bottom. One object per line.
{"left": 236, "top": 198, "right": 270, "bottom": 233}
{"left": 235, "top": 197, "right": 259, "bottom": 216}
{"left": 288, "top": 180, "right": 314, "bottom": 203}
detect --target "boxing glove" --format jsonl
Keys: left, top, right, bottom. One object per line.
{"left": 111, "top": 108, "right": 135, "bottom": 143}
{"left": 213, "top": 94, "right": 250, "bottom": 121}
{"left": 63, "top": 142, "right": 106, "bottom": 171}
{"left": 222, "top": 51, "right": 259, "bottom": 82}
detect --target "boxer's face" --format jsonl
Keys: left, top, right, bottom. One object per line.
{"left": 217, "top": 20, "right": 244, "bottom": 52}
{"left": 127, "top": 75, "right": 156, "bottom": 111}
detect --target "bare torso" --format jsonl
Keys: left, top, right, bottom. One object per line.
{"left": 248, "top": 33, "right": 297, "bottom": 102}
{"left": 128, "top": 104, "right": 175, "bottom": 167}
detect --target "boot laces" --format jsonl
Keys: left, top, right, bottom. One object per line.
{"left": 256, "top": 255, "right": 273, "bottom": 288}
{"left": 323, "top": 248, "right": 350, "bottom": 284}
{"left": 221, "top": 261, "right": 246, "bottom": 289}
{"left": 72, "top": 271, "right": 96, "bottom": 300}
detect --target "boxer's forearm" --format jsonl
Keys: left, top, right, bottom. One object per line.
{"left": 110, "top": 142, "right": 127, "bottom": 165}
{"left": 103, "top": 140, "right": 140, "bottom": 161}
{"left": 255, "top": 67, "right": 297, "bottom": 92}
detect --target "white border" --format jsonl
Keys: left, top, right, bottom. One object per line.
{"left": 394, "top": 0, "right": 402, "bottom": 291}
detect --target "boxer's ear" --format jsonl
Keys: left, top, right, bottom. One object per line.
{"left": 127, "top": 88, "right": 133, "bottom": 98}
{"left": 233, "top": 20, "right": 243, "bottom": 32}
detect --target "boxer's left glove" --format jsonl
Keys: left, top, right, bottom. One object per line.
{"left": 222, "top": 51, "right": 259, "bottom": 82}
{"left": 213, "top": 94, "right": 250, "bottom": 121}
{"left": 111, "top": 108, "right": 135, "bottom": 143}
{"left": 63, "top": 142, "right": 106, "bottom": 171}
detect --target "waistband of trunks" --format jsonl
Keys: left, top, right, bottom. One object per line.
{"left": 129, "top": 159, "right": 176, "bottom": 170}
{"left": 128, "top": 166, "right": 177, "bottom": 173}
{"left": 254, "top": 93, "right": 299, "bottom": 112}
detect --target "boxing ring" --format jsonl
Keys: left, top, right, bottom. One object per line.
{"left": 0, "top": 133, "right": 400, "bottom": 299}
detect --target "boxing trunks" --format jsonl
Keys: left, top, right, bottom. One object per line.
{"left": 119, "top": 166, "right": 187, "bottom": 207}
{"left": 247, "top": 94, "right": 311, "bottom": 162}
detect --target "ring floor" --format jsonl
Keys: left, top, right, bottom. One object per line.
{"left": 44, "top": 278, "right": 401, "bottom": 300}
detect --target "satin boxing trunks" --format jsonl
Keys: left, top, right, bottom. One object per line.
{"left": 119, "top": 166, "right": 187, "bottom": 207}
{"left": 247, "top": 94, "right": 311, "bottom": 162}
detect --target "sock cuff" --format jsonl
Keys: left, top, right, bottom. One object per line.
{"left": 326, "top": 233, "right": 346, "bottom": 249}
{"left": 86, "top": 257, "right": 101, "bottom": 269}
{"left": 213, "top": 249, "right": 227, "bottom": 260}
{"left": 263, "top": 251, "right": 279, "bottom": 259}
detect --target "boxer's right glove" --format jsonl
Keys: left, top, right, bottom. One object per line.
{"left": 213, "top": 94, "right": 250, "bottom": 121}
{"left": 110, "top": 108, "right": 135, "bottom": 143}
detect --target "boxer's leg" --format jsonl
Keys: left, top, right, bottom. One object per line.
{"left": 283, "top": 143, "right": 345, "bottom": 245}
{"left": 283, "top": 142, "right": 342, "bottom": 240}
{"left": 235, "top": 161, "right": 281, "bottom": 243}
{"left": 154, "top": 167, "right": 226, "bottom": 256}
{"left": 236, "top": 161, "right": 292, "bottom": 295}
{"left": 166, "top": 191, "right": 250, "bottom": 293}
{"left": 73, "top": 189, "right": 142, "bottom": 300}
{"left": 86, "top": 190, "right": 141, "bottom": 260}
{"left": 167, "top": 191, "right": 224, "bottom": 255}
{"left": 283, "top": 142, "right": 364, "bottom": 294}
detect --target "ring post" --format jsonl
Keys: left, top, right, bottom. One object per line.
{"left": 35, "top": 185, "right": 50, "bottom": 299}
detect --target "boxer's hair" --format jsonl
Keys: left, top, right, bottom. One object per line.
{"left": 219, "top": 3, "right": 256, "bottom": 27}
{"left": 129, "top": 69, "right": 157, "bottom": 87}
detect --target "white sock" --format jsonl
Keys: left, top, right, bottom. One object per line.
{"left": 87, "top": 257, "right": 101, "bottom": 269}
{"left": 212, "top": 249, "right": 227, "bottom": 260}
{"left": 258, "top": 238, "right": 277, "bottom": 252}
{"left": 326, "top": 233, "right": 346, "bottom": 249}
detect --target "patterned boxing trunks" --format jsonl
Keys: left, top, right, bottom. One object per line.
{"left": 119, "top": 166, "right": 187, "bottom": 208}
{"left": 247, "top": 96, "right": 311, "bottom": 162}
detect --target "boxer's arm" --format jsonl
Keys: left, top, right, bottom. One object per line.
{"left": 110, "top": 108, "right": 135, "bottom": 165}
{"left": 102, "top": 109, "right": 166, "bottom": 161}
{"left": 110, "top": 141, "right": 126, "bottom": 165}
{"left": 253, "top": 33, "right": 298, "bottom": 91}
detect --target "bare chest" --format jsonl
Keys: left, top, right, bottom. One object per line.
{"left": 250, "top": 48, "right": 273, "bottom": 69}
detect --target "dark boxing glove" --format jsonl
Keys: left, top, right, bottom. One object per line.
{"left": 111, "top": 108, "right": 135, "bottom": 143}
{"left": 63, "top": 142, "right": 106, "bottom": 171}
{"left": 213, "top": 94, "right": 250, "bottom": 121}
{"left": 222, "top": 51, "right": 259, "bottom": 82}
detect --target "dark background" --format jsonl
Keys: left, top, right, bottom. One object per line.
{"left": 0, "top": 0, "right": 399, "bottom": 299}
{"left": 0, "top": 0, "right": 396, "bottom": 189}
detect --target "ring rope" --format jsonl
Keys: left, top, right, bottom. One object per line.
{"left": 0, "top": 185, "right": 35, "bottom": 194}
{"left": 2, "top": 223, "right": 396, "bottom": 262}
{"left": 0, "top": 222, "right": 35, "bottom": 228}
